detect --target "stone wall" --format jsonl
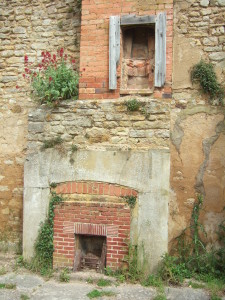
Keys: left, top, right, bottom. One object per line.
{"left": 0, "top": 0, "right": 81, "bottom": 246}
{"left": 27, "top": 97, "right": 170, "bottom": 154}
{"left": 169, "top": 0, "right": 225, "bottom": 248}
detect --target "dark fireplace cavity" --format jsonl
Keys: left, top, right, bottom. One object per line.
{"left": 73, "top": 234, "right": 107, "bottom": 272}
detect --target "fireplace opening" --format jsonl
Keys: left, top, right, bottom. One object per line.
{"left": 73, "top": 234, "right": 107, "bottom": 273}
{"left": 121, "top": 25, "right": 155, "bottom": 94}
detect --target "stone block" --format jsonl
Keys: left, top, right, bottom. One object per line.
{"left": 209, "top": 52, "right": 225, "bottom": 61}
{"left": 13, "top": 27, "right": 26, "bottom": 34}
{"left": 200, "top": 0, "right": 209, "bottom": 7}
{"left": 217, "top": 0, "right": 225, "bottom": 6}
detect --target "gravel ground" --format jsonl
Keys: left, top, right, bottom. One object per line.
{"left": 0, "top": 253, "right": 223, "bottom": 300}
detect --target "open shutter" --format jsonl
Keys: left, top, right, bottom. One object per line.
{"left": 155, "top": 12, "right": 166, "bottom": 87}
{"left": 109, "top": 16, "right": 120, "bottom": 90}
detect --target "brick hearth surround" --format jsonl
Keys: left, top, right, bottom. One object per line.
{"left": 53, "top": 181, "right": 138, "bottom": 269}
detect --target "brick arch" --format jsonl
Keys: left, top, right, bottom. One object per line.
{"left": 53, "top": 181, "right": 138, "bottom": 270}
{"left": 54, "top": 181, "right": 138, "bottom": 197}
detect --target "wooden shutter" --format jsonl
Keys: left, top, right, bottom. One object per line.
{"left": 155, "top": 12, "right": 166, "bottom": 87}
{"left": 109, "top": 16, "right": 120, "bottom": 90}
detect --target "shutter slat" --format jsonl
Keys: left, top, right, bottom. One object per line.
{"left": 109, "top": 16, "right": 120, "bottom": 90}
{"left": 155, "top": 12, "right": 166, "bottom": 87}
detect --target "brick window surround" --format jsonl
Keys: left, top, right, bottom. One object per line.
{"left": 53, "top": 181, "right": 138, "bottom": 270}
{"left": 79, "top": 1, "right": 173, "bottom": 99}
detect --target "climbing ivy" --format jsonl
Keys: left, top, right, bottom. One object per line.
{"left": 32, "top": 192, "right": 63, "bottom": 274}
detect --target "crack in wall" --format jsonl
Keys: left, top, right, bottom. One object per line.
{"left": 195, "top": 119, "right": 225, "bottom": 196}
{"left": 171, "top": 105, "right": 225, "bottom": 153}
{"left": 170, "top": 122, "right": 184, "bottom": 154}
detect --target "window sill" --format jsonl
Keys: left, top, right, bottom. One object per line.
{"left": 120, "top": 89, "right": 154, "bottom": 95}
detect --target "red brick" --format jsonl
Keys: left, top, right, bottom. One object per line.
{"left": 103, "top": 183, "right": 109, "bottom": 195}
{"left": 71, "top": 182, "right": 77, "bottom": 193}
{"left": 83, "top": 182, "right": 88, "bottom": 194}
{"left": 88, "top": 182, "right": 93, "bottom": 194}
{"left": 77, "top": 182, "right": 83, "bottom": 194}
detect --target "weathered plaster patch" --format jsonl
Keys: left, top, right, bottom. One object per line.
{"left": 173, "top": 35, "right": 203, "bottom": 90}
{"left": 195, "top": 120, "right": 225, "bottom": 196}
{"left": 170, "top": 108, "right": 225, "bottom": 246}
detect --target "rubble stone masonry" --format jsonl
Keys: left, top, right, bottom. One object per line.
{"left": 0, "top": 0, "right": 81, "bottom": 245}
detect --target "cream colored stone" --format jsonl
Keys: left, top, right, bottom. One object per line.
{"left": 0, "top": 186, "right": 9, "bottom": 191}
{"left": 2, "top": 208, "right": 9, "bottom": 215}
{"left": 173, "top": 35, "right": 203, "bottom": 89}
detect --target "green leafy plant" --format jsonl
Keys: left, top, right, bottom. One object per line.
{"left": 142, "top": 274, "right": 163, "bottom": 288}
{"left": 59, "top": 268, "right": 70, "bottom": 282}
{"left": 153, "top": 295, "right": 167, "bottom": 300}
{"left": 87, "top": 277, "right": 94, "bottom": 284}
{"left": 0, "top": 267, "right": 7, "bottom": 275}
{"left": 215, "top": 207, "right": 225, "bottom": 274}
{"left": 191, "top": 60, "right": 224, "bottom": 105}
{"left": 158, "top": 253, "right": 192, "bottom": 284}
{"left": 123, "top": 195, "right": 137, "bottom": 209}
{"left": 105, "top": 244, "right": 141, "bottom": 283}
{"left": 23, "top": 49, "right": 79, "bottom": 106}
{"left": 71, "top": 144, "right": 78, "bottom": 153}
{"left": 30, "top": 192, "right": 63, "bottom": 275}
{"left": 50, "top": 182, "right": 57, "bottom": 188}
{"left": 105, "top": 267, "right": 126, "bottom": 283}
{"left": 125, "top": 99, "right": 141, "bottom": 111}
{"left": 41, "top": 136, "right": 63, "bottom": 150}
{"left": 77, "top": 0, "right": 82, "bottom": 11}
{"left": 211, "top": 296, "right": 222, "bottom": 300}
{"left": 123, "top": 244, "right": 141, "bottom": 282}
{"left": 57, "top": 21, "right": 63, "bottom": 29}
{"left": 158, "top": 195, "right": 225, "bottom": 298}
{"left": 68, "top": 7, "right": 75, "bottom": 13}
{"left": 20, "top": 294, "right": 30, "bottom": 300}
{"left": 0, "top": 283, "right": 16, "bottom": 289}
{"left": 97, "top": 279, "right": 112, "bottom": 287}
{"left": 187, "top": 280, "right": 205, "bottom": 289}
{"left": 87, "top": 289, "right": 115, "bottom": 299}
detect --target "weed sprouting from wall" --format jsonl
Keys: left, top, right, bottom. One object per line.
{"left": 59, "top": 267, "right": 70, "bottom": 282}
{"left": 191, "top": 60, "right": 224, "bottom": 105}
{"left": 124, "top": 99, "right": 142, "bottom": 111}
{"left": 105, "top": 244, "right": 141, "bottom": 283}
{"left": 30, "top": 192, "right": 63, "bottom": 275}
{"left": 77, "top": 0, "right": 82, "bottom": 11}
{"left": 157, "top": 195, "right": 225, "bottom": 297}
{"left": 41, "top": 136, "right": 63, "bottom": 150}
{"left": 123, "top": 195, "right": 137, "bottom": 209}
{"left": 23, "top": 49, "right": 79, "bottom": 106}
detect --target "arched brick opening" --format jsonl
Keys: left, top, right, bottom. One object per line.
{"left": 53, "top": 181, "right": 138, "bottom": 270}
